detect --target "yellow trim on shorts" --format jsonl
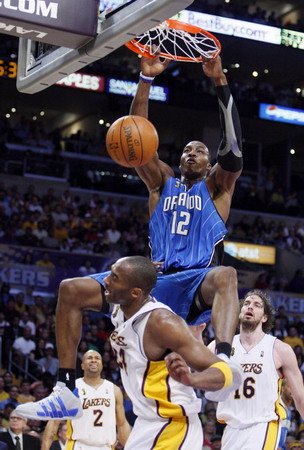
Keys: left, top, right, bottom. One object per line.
{"left": 262, "top": 420, "right": 280, "bottom": 449}
{"left": 210, "top": 361, "right": 233, "bottom": 388}
{"left": 154, "top": 417, "right": 189, "bottom": 449}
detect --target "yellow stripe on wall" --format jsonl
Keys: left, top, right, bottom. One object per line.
{"left": 142, "top": 361, "right": 185, "bottom": 418}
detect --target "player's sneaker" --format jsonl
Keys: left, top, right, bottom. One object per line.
{"left": 15, "top": 382, "right": 82, "bottom": 420}
{"left": 205, "top": 361, "right": 242, "bottom": 402}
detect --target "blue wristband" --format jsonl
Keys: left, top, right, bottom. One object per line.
{"left": 139, "top": 71, "right": 155, "bottom": 83}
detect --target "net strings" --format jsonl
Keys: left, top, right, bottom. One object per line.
{"left": 131, "top": 23, "right": 220, "bottom": 61}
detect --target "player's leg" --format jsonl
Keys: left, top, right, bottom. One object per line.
{"left": 56, "top": 277, "right": 104, "bottom": 370}
{"left": 15, "top": 276, "right": 104, "bottom": 421}
{"left": 200, "top": 265, "right": 239, "bottom": 351}
{"left": 200, "top": 266, "right": 242, "bottom": 402}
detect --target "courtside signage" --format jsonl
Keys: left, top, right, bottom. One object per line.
{"left": 175, "top": 10, "right": 281, "bottom": 44}
{"left": 56, "top": 73, "right": 105, "bottom": 92}
{"left": 224, "top": 241, "right": 276, "bottom": 265}
{"left": 259, "top": 103, "right": 304, "bottom": 126}
{"left": 107, "top": 78, "right": 168, "bottom": 102}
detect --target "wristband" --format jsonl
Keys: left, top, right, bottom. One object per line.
{"left": 210, "top": 361, "right": 233, "bottom": 388}
{"left": 139, "top": 71, "right": 155, "bottom": 83}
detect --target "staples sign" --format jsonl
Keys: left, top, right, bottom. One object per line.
{"left": 56, "top": 73, "right": 105, "bottom": 92}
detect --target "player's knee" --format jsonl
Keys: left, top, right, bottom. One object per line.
{"left": 214, "top": 266, "right": 238, "bottom": 291}
{"left": 58, "top": 278, "right": 79, "bottom": 307}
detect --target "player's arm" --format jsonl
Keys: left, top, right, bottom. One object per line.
{"left": 41, "top": 420, "right": 61, "bottom": 450}
{"left": 275, "top": 339, "right": 304, "bottom": 418}
{"left": 130, "top": 55, "right": 174, "bottom": 200}
{"left": 203, "top": 55, "right": 243, "bottom": 193}
{"left": 114, "top": 384, "right": 131, "bottom": 446}
{"left": 145, "top": 310, "right": 231, "bottom": 391}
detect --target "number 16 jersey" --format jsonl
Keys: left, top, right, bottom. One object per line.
{"left": 217, "top": 334, "right": 286, "bottom": 429}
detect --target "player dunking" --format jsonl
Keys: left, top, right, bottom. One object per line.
{"left": 16, "top": 53, "right": 242, "bottom": 418}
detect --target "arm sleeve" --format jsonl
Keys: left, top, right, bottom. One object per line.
{"left": 216, "top": 85, "right": 243, "bottom": 172}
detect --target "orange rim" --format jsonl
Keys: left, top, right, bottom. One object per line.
{"left": 125, "top": 19, "right": 221, "bottom": 62}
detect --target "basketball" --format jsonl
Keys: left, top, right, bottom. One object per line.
{"left": 106, "top": 115, "right": 159, "bottom": 167}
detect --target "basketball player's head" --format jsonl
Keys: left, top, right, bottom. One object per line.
{"left": 103, "top": 256, "right": 157, "bottom": 306}
{"left": 239, "top": 289, "right": 275, "bottom": 333}
{"left": 179, "top": 141, "right": 212, "bottom": 180}
{"left": 82, "top": 350, "right": 103, "bottom": 375}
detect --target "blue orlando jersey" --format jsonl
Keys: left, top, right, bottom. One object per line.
{"left": 149, "top": 177, "right": 227, "bottom": 271}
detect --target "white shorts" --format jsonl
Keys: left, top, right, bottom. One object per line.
{"left": 65, "top": 441, "right": 114, "bottom": 450}
{"left": 124, "top": 415, "right": 203, "bottom": 450}
{"left": 222, "top": 420, "right": 281, "bottom": 450}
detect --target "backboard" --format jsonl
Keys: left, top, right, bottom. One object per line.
{"left": 16, "top": 0, "right": 194, "bottom": 94}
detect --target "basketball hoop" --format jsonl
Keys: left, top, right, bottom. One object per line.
{"left": 125, "top": 19, "right": 221, "bottom": 62}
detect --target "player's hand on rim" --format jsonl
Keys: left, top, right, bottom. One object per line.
{"left": 141, "top": 46, "right": 170, "bottom": 78}
{"left": 202, "top": 54, "right": 224, "bottom": 80}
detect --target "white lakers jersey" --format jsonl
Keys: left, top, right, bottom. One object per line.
{"left": 110, "top": 298, "right": 202, "bottom": 421}
{"left": 217, "top": 334, "right": 286, "bottom": 428}
{"left": 66, "top": 378, "right": 116, "bottom": 447}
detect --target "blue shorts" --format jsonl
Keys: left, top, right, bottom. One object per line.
{"left": 90, "top": 267, "right": 214, "bottom": 325}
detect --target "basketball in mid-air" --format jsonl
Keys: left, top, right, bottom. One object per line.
{"left": 106, "top": 115, "right": 159, "bottom": 167}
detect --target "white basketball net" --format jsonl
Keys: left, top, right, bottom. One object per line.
{"left": 129, "top": 21, "right": 221, "bottom": 62}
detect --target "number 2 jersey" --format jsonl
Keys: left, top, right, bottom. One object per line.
{"left": 110, "top": 298, "right": 202, "bottom": 421}
{"left": 216, "top": 334, "right": 286, "bottom": 429}
{"left": 66, "top": 378, "right": 116, "bottom": 448}
{"left": 149, "top": 177, "right": 227, "bottom": 271}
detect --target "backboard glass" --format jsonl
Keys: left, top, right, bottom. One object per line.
{"left": 16, "top": 0, "right": 194, "bottom": 94}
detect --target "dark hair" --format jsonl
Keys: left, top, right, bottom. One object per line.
{"left": 123, "top": 256, "right": 157, "bottom": 295}
{"left": 241, "top": 289, "right": 275, "bottom": 333}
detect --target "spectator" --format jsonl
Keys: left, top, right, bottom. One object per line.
{"left": 37, "top": 343, "right": 59, "bottom": 376}
{"left": 288, "top": 270, "right": 304, "bottom": 294}
{"left": 17, "top": 228, "right": 39, "bottom": 247}
{"left": 1, "top": 404, "right": 15, "bottom": 430}
{"left": 19, "top": 312, "right": 36, "bottom": 337}
{"left": 32, "top": 221, "right": 48, "bottom": 243}
{"left": 12, "top": 326, "right": 36, "bottom": 370}
{"left": 211, "top": 435, "right": 222, "bottom": 449}
{"left": 23, "top": 287, "right": 35, "bottom": 307}
{"left": 35, "top": 252, "right": 54, "bottom": 268}
{"left": 78, "top": 259, "right": 97, "bottom": 276}
{"left": 2, "top": 374, "right": 13, "bottom": 394}
{"left": 17, "top": 381, "right": 35, "bottom": 404}
{"left": 202, "top": 420, "right": 217, "bottom": 449}
{"left": 0, "top": 409, "right": 40, "bottom": 450}
{"left": 283, "top": 326, "right": 304, "bottom": 349}
{"left": 13, "top": 293, "right": 26, "bottom": 316}
{"left": 0, "top": 378, "right": 8, "bottom": 403}
{"left": 49, "top": 421, "right": 67, "bottom": 450}
{"left": 0, "top": 387, "right": 20, "bottom": 411}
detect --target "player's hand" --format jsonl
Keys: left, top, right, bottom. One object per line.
{"left": 141, "top": 50, "right": 170, "bottom": 78}
{"left": 202, "top": 55, "right": 225, "bottom": 80}
{"left": 189, "top": 323, "right": 207, "bottom": 342}
{"left": 165, "top": 352, "right": 193, "bottom": 386}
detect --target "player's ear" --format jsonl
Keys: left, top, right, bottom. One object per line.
{"left": 261, "top": 314, "right": 268, "bottom": 323}
{"left": 131, "top": 287, "right": 142, "bottom": 299}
